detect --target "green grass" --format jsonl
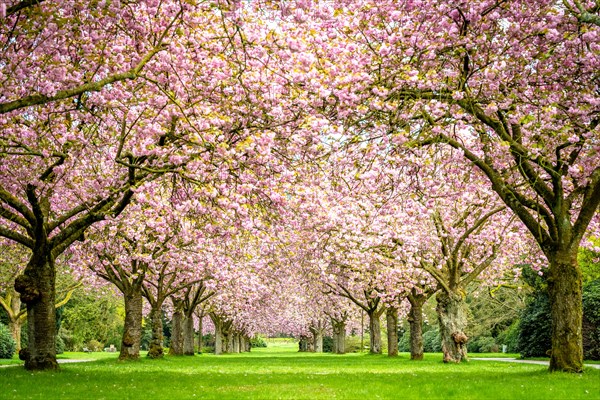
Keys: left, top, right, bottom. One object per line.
{"left": 0, "top": 343, "right": 598, "bottom": 399}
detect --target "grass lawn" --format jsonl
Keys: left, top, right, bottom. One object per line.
{"left": 0, "top": 342, "right": 598, "bottom": 400}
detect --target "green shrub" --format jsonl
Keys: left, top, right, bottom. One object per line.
{"left": 201, "top": 346, "right": 215, "bottom": 353}
{"left": 518, "top": 292, "right": 551, "bottom": 358}
{"left": 0, "top": 323, "right": 16, "bottom": 359}
{"left": 497, "top": 320, "right": 520, "bottom": 353}
{"left": 583, "top": 280, "right": 600, "bottom": 360}
{"left": 56, "top": 334, "right": 65, "bottom": 354}
{"left": 423, "top": 329, "right": 442, "bottom": 353}
{"left": 468, "top": 336, "right": 498, "bottom": 353}
{"left": 398, "top": 330, "right": 410, "bottom": 352}
{"left": 322, "top": 336, "right": 333, "bottom": 352}
{"left": 344, "top": 335, "right": 366, "bottom": 353}
{"left": 250, "top": 336, "right": 267, "bottom": 348}
{"left": 86, "top": 339, "right": 103, "bottom": 352}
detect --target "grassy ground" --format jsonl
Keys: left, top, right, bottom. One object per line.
{"left": 0, "top": 342, "right": 598, "bottom": 399}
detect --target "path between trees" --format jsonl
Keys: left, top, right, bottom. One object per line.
{"left": 471, "top": 358, "right": 600, "bottom": 370}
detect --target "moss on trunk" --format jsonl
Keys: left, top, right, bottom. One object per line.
{"left": 547, "top": 249, "right": 583, "bottom": 373}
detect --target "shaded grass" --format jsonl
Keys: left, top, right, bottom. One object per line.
{"left": 0, "top": 344, "right": 598, "bottom": 399}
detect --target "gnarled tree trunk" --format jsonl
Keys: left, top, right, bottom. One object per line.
{"left": 408, "top": 291, "right": 427, "bottom": 360}
{"left": 367, "top": 310, "right": 382, "bottom": 354}
{"left": 147, "top": 307, "right": 164, "bottom": 359}
{"left": 14, "top": 250, "right": 58, "bottom": 371}
{"left": 436, "top": 291, "right": 468, "bottom": 363}
{"left": 119, "top": 286, "right": 142, "bottom": 361}
{"left": 547, "top": 249, "right": 583, "bottom": 372}
{"left": 386, "top": 307, "right": 398, "bottom": 357}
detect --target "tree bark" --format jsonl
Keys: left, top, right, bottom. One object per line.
{"left": 6, "top": 289, "right": 23, "bottom": 352}
{"left": 226, "top": 331, "right": 234, "bottom": 353}
{"left": 239, "top": 335, "right": 246, "bottom": 352}
{"left": 212, "top": 315, "right": 223, "bottom": 355}
{"left": 147, "top": 307, "right": 164, "bottom": 359}
{"left": 8, "top": 319, "right": 22, "bottom": 353}
{"left": 386, "top": 307, "right": 399, "bottom": 357}
{"left": 367, "top": 310, "right": 382, "bottom": 354}
{"left": 547, "top": 249, "right": 583, "bottom": 372}
{"left": 233, "top": 333, "right": 240, "bottom": 353}
{"left": 169, "top": 307, "right": 184, "bottom": 356}
{"left": 119, "top": 287, "right": 142, "bottom": 361}
{"left": 14, "top": 250, "right": 58, "bottom": 370}
{"left": 408, "top": 292, "right": 426, "bottom": 361}
{"left": 183, "top": 315, "right": 195, "bottom": 355}
{"left": 331, "top": 320, "right": 346, "bottom": 354}
{"left": 436, "top": 291, "right": 468, "bottom": 363}
{"left": 307, "top": 335, "right": 315, "bottom": 352}
{"left": 313, "top": 330, "right": 323, "bottom": 353}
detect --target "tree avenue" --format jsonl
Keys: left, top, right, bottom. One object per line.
{"left": 1, "top": 0, "right": 598, "bottom": 375}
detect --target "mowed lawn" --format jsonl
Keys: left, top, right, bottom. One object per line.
{"left": 1, "top": 342, "right": 598, "bottom": 400}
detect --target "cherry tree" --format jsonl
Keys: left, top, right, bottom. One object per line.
{"left": 282, "top": 0, "right": 599, "bottom": 372}
{"left": 0, "top": 240, "right": 78, "bottom": 351}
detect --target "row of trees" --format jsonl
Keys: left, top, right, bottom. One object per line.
{"left": 0, "top": 0, "right": 598, "bottom": 372}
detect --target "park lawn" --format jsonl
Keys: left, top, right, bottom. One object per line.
{"left": 0, "top": 344, "right": 598, "bottom": 400}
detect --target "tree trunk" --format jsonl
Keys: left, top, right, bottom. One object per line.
{"left": 183, "top": 315, "right": 195, "bottom": 355}
{"left": 147, "top": 306, "right": 164, "bottom": 359}
{"left": 331, "top": 320, "right": 346, "bottom": 354}
{"left": 307, "top": 335, "right": 315, "bottom": 352}
{"left": 213, "top": 319, "right": 223, "bottom": 355}
{"left": 367, "top": 310, "right": 382, "bottom": 354}
{"left": 14, "top": 251, "right": 58, "bottom": 370}
{"left": 119, "top": 287, "right": 142, "bottom": 361}
{"left": 169, "top": 308, "right": 184, "bottom": 356}
{"left": 232, "top": 333, "right": 240, "bottom": 353}
{"left": 408, "top": 293, "right": 426, "bottom": 361}
{"left": 436, "top": 290, "right": 468, "bottom": 363}
{"left": 226, "top": 331, "right": 234, "bottom": 353}
{"left": 547, "top": 249, "right": 583, "bottom": 372}
{"left": 313, "top": 330, "right": 323, "bottom": 353}
{"left": 8, "top": 319, "right": 22, "bottom": 353}
{"left": 386, "top": 307, "right": 398, "bottom": 357}
{"left": 7, "top": 288, "right": 23, "bottom": 352}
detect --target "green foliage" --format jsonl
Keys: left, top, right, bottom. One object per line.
{"left": 518, "top": 291, "right": 551, "bottom": 358}
{"left": 344, "top": 334, "right": 367, "bottom": 353}
{"left": 583, "top": 280, "right": 600, "bottom": 360}
{"left": 56, "top": 333, "right": 65, "bottom": 354}
{"left": 0, "top": 323, "right": 16, "bottom": 359}
{"left": 250, "top": 335, "right": 267, "bottom": 348}
{"left": 422, "top": 328, "right": 442, "bottom": 353}
{"left": 86, "top": 339, "right": 103, "bottom": 352}
{"left": 322, "top": 336, "right": 333, "bottom": 353}
{"left": 496, "top": 320, "right": 520, "bottom": 353}
{"left": 579, "top": 241, "right": 600, "bottom": 284}
{"left": 398, "top": 330, "right": 410, "bottom": 352}
{"left": 468, "top": 336, "right": 499, "bottom": 353}
{"left": 60, "top": 288, "right": 123, "bottom": 351}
